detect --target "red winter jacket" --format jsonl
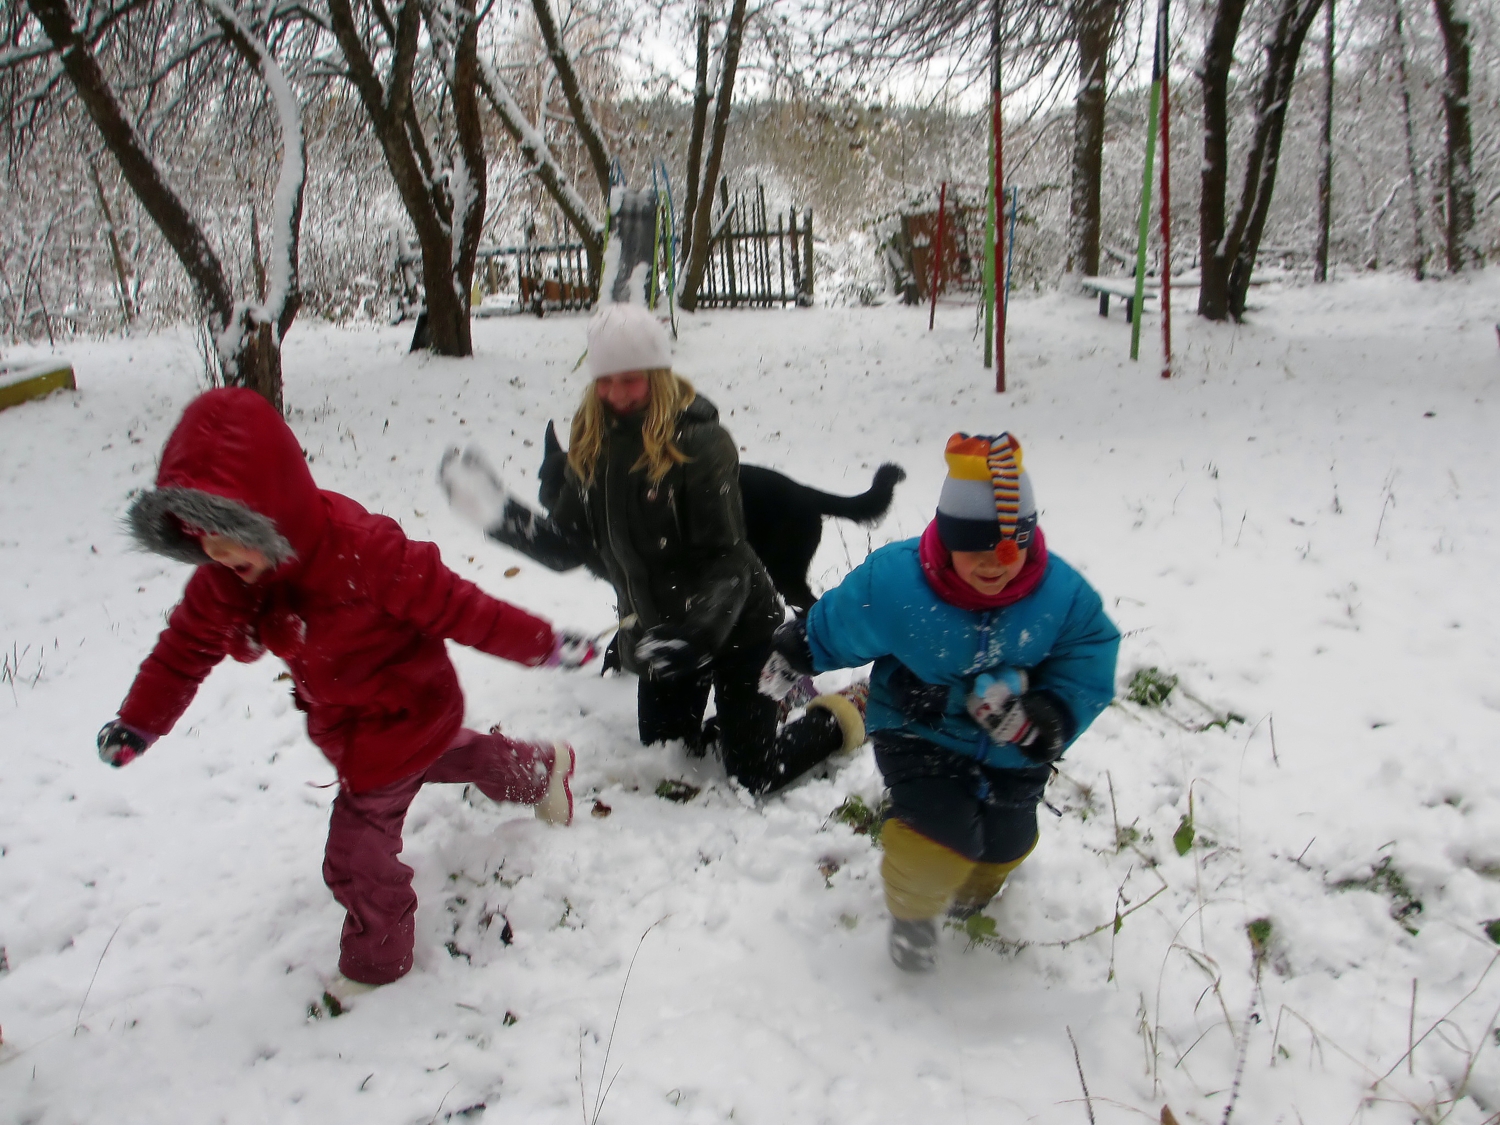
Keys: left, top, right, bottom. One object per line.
{"left": 118, "top": 388, "right": 556, "bottom": 791}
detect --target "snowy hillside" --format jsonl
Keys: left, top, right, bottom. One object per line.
{"left": 2, "top": 273, "right": 1499, "bottom": 1124}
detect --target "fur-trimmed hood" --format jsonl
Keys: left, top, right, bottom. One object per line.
{"left": 127, "top": 388, "right": 324, "bottom": 574}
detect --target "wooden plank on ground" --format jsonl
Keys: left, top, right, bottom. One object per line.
{"left": 0, "top": 361, "right": 76, "bottom": 411}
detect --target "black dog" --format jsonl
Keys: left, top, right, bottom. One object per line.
{"left": 538, "top": 420, "right": 905, "bottom": 611}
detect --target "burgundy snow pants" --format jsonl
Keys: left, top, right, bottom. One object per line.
{"left": 322, "top": 728, "right": 556, "bottom": 985}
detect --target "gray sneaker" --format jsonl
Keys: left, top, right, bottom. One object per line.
{"left": 888, "top": 917, "right": 938, "bottom": 972}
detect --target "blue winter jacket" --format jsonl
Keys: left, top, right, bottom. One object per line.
{"left": 805, "top": 538, "right": 1120, "bottom": 770}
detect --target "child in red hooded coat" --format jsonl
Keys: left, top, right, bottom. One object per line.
{"left": 98, "top": 388, "right": 596, "bottom": 992}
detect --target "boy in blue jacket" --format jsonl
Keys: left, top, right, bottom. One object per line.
{"left": 761, "top": 433, "right": 1119, "bottom": 970}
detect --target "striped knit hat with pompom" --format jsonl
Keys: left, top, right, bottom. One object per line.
{"left": 935, "top": 432, "right": 1037, "bottom": 560}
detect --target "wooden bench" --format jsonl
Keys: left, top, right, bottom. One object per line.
{"left": 1079, "top": 277, "right": 1154, "bottom": 322}
{"left": 1080, "top": 275, "right": 1205, "bottom": 322}
{"left": 0, "top": 360, "right": 75, "bottom": 411}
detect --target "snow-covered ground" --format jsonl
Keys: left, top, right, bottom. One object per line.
{"left": 3, "top": 273, "right": 1499, "bottom": 1124}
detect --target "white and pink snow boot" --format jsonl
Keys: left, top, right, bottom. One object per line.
{"left": 535, "top": 742, "right": 575, "bottom": 825}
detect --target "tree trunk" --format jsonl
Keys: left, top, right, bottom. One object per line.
{"left": 1199, "top": 0, "right": 1323, "bottom": 320}
{"left": 327, "top": 0, "right": 472, "bottom": 355}
{"left": 87, "top": 159, "right": 135, "bottom": 325}
{"left": 679, "top": 0, "right": 749, "bottom": 312}
{"left": 1431, "top": 0, "right": 1479, "bottom": 271}
{"left": 528, "top": 0, "right": 612, "bottom": 207}
{"left": 1196, "top": 0, "right": 1249, "bottom": 320}
{"left": 1225, "top": 0, "right": 1326, "bottom": 317}
{"left": 1392, "top": 0, "right": 1429, "bottom": 280}
{"left": 1066, "top": 0, "right": 1120, "bottom": 278}
{"left": 1313, "top": 0, "right": 1333, "bottom": 282}
{"left": 447, "top": 0, "right": 486, "bottom": 347}
{"left": 206, "top": 0, "right": 305, "bottom": 347}
{"left": 241, "top": 319, "right": 283, "bottom": 412}
{"left": 681, "top": 2, "right": 712, "bottom": 268}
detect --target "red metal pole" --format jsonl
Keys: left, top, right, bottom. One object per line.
{"left": 929, "top": 181, "right": 948, "bottom": 331}
{"left": 1158, "top": 0, "right": 1173, "bottom": 379}
{"left": 993, "top": 91, "right": 1006, "bottom": 392}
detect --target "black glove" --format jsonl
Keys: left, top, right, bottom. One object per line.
{"left": 635, "top": 624, "right": 713, "bottom": 681}
{"left": 887, "top": 661, "right": 950, "bottom": 725}
{"left": 992, "top": 690, "right": 1074, "bottom": 764}
{"left": 97, "top": 719, "right": 153, "bottom": 767}
{"left": 768, "top": 617, "right": 815, "bottom": 675}
{"left": 600, "top": 633, "right": 622, "bottom": 675}
{"left": 758, "top": 618, "right": 817, "bottom": 700}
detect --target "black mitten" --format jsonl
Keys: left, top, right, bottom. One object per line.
{"left": 768, "top": 617, "right": 815, "bottom": 674}
{"left": 635, "top": 624, "right": 713, "bottom": 681}
{"left": 1011, "top": 690, "right": 1074, "bottom": 764}
{"left": 887, "top": 661, "right": 950, "bottom": 725}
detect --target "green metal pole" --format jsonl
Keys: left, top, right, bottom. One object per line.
{"left": 1131, "top": 61, "right": 1162, "bottom": 361}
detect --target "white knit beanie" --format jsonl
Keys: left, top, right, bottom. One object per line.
{"left": 584, "top": 303, "right": 673, "bottom": 378}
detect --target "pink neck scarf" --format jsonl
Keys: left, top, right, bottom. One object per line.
{"left": 918, "top": 521, "right": 1049, "bottom": 612}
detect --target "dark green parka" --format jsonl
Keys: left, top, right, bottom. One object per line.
{"left": 493, "top": 395, "right": 782, "bottom": 674}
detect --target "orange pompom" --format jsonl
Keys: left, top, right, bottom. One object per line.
{"left": 995, "top": 540, "right": 1020, "bottom": 565}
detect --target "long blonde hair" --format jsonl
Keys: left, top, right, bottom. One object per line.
{"left": 568, "top": 368, "right": 696, "bottom": 488}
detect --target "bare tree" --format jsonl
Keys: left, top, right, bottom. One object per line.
{"left": 20, "top": 0, "right": 304, "bottom": 405}
{"left": 1391, "top": 0, "right": 1430, "bottom": 279}
{"left": 1065, "top": 0, "right": 1125, "bottom": 278}
{"left": 468, "top": 0, "right": 622, "bottom": 288}
{"left": 1198, "top": 0, "right": 1326, "bottom": 320}
{"left": 526, "top": 0, "right": 613, "bottom": 207}
{"left": 679, "top": 0, "right": 748, "bottom": 312}
{"left": 1197, "top": 0, "right": 1249, "bottom": 317}
{"left": 814, "top": 0, "right": 1072, "bottom": 89}
{"left": 1313, "top": 0, "right": 1333, "bottom": 281}
{"left": 324, "top": 0, "right": 485, "bottom": 356}
{"left": 1430, "top": 0, "right": 1480, "bottom": 270}
{"left": 679, "top": 0, "right": 712, "bottom": 267}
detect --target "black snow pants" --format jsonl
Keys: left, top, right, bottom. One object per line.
{"left": 638, "top": 635, "right": 840, "bottom": 795}
{"left": 873, "top": 732, "right": 1050, "bottom": 864}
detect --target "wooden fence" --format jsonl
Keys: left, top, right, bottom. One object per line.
{"left": 394, "top": 180, "right": 814, "bottom": 316}
{"left": 395, "top": 240, "right": 592, "bottom": 316}
{"left": 478, "top": 242, "right": 592, "bottom": 313}
{"left": 695, "top": 182, "right": 814, "bottom": 309}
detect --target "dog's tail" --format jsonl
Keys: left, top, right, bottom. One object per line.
{"left": 800, "top": 463, "right": 907, "bottom": 524}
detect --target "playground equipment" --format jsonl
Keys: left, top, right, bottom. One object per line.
{"left": 906, "top": 2, "right": 1011, "bottom": 391}
{"left": 988, "top": 3, "right": 1006, "bottom": 391}
{"left": 1130, "top": 0, "right": 1173, "bottom": 377}
{"left": 902, "top": 182, "right": 1019, "bottom": 334}
{"left": 599, "top": 160, "right": 680, "bottom": 334}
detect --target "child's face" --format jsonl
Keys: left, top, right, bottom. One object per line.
{"left": 595, "top": 371, "right": 651, "bottom": 415}
{"left": 951, "top": 546, "right": 1028, "bottom": 595}
{"left": 200, "top": 533, "right": 273, "bottom": 583}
